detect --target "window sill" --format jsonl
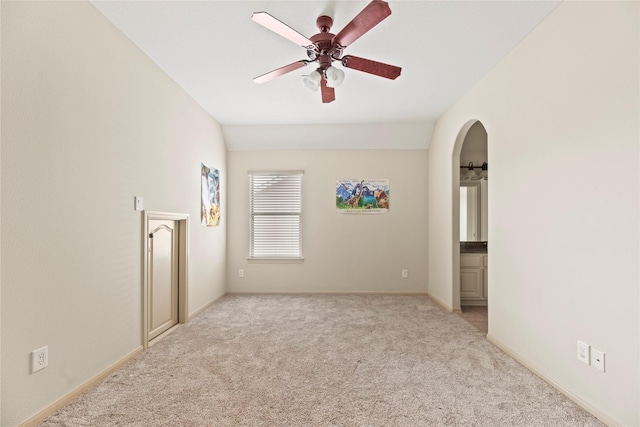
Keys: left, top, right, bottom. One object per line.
{"left": 247, "top": 257, "right": 305, "bottom": 264}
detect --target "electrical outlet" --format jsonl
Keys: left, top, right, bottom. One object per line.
{"left": 238, "top": 268, "right": 245, "bottom": 278}
{"left": 401, "top": 269, "right": 408, "bottom": 278}
{"left": 32, "top": 346, "right": 48, "bottom": 373}
{"left": 577, "top": 341, "right": 590, "bottom": 364}
{"left": 591, "top": 348, "right": 605, "bottom": 372}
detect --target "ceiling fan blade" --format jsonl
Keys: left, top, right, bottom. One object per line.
{"left": 320, "top": 77, "right": 335, "bottom": 103}
{"left": 253, "top": 61, "right": 309, "bottom": 84}
{"left": 342, "top": 55, "right": 401, "bottom": 80}
{"left": 333, "top": 0, "right": 392, "bottom": 48}
{"left": 251, "top": 12, "right": 313, "bottom": 47}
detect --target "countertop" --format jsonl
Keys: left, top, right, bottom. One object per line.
{"left": 460, "top": 242, "right": 488, "bottom": 254}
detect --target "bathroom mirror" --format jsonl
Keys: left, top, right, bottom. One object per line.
{"left": 460, "top": 181, "right": 482, "bottom": 241}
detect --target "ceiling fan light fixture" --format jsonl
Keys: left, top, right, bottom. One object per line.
{"left": 252, "top": 1, "right": 401, "bottom": 102}
{"left": 325, "top": 66, "right": 345, "bottom": 88}
{"left": 302, "top": 70, "right": 322, "bottom": 91}
{"left": 462, "top": 162, "right": 477, "bottom": 180}
{"left": 480, "top": 162, "right": 488, "bottom": 179}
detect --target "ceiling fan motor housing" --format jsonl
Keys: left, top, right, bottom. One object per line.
{"left": 316, "top": 15, "right": 333, "bottom": 33}
{"left": 309, "top": 16, "right": 344, "bottom": 71}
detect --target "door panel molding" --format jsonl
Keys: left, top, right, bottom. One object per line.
{"left": 148, "top": 221, "right": 178, "bottom": 341}
{"left": 149, "top": 223, "right": 174, "bottom": 236}
{"left": 143, "top": 211, "right": 189, "bottom": 349}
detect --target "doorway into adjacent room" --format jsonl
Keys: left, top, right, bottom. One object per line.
{"left": 453, "top": 120, "right": 488, "bottom": 333}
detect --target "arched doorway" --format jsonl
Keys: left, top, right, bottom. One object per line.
{"left": 452, "top": 120, "right": 488, "bottom": 333}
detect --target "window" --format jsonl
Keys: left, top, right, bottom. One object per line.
{"left": 249, "top": 171, "right": 303, "bottom": 259}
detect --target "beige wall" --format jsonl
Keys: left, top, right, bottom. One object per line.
{"left": 428, "top": 1, "right": 638, "bottom": 425}
{"left": 227, "top": 150, "right": 428, "bottom": 294}
{"left": 223, "top": 122, "right": 434, "bottom": 150}
{"left": 1, "top": 2, "right": 227, "bottom": 425}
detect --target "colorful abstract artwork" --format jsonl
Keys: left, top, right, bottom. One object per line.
{"left": 336, "top": 179, "right": 389, "bottom": 213}
{"left": 201, "top": 163, "right": 220, "bottom": 226}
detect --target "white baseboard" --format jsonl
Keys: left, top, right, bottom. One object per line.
{"left": 188, "top": 292, "right": 226, "bottom": 320}
{"left": 426, "top": 291, "right": 458, "bottom": 312}
{"left": 487, "top": 334, "right": 620, "bottom": 427}
{"left": 19, "top": 346, "right": 143, "bottom": 427}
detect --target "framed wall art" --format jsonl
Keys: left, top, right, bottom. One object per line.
{"left": 201, "top": 163, "right": 220, "bottom": 226}
{"left": 336, "top": 178, "right": 389, "bottom": 213}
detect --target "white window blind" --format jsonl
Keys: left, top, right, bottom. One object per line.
{"left": 249, "top": 171, "right": 303, "bottom": 259}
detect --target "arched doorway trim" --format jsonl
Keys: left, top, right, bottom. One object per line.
{"left": 451, "top": 119, "right": 484, "bottom": 312}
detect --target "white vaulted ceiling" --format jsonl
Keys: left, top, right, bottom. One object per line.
{"left": 91, "top": 1, "right": 560, "bottom": 149}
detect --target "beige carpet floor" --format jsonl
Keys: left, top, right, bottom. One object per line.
{"left": 41, "top": 295, "right": 603, "bottom": 426}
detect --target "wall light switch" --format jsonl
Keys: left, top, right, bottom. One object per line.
{"left": 134, "top": 196, "right": 143, "bottom": 211}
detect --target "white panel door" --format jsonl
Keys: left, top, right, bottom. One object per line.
{"left": 148, "top": 219, "right": 179, "bottom": 340}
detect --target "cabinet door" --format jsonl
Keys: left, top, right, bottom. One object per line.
{"left": 483, "top": 268, "right": 488, "bottom": 298}
{"left": 460, "top": 269, "right": 483, "bottom": 299}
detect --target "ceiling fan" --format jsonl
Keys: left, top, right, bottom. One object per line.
{"left": 251, "top": 0, "right": 402, "bottom": 103}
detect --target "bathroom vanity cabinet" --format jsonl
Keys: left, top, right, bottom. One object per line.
{"left": 460, "top": 253, "right": 488, "bottom": 305}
